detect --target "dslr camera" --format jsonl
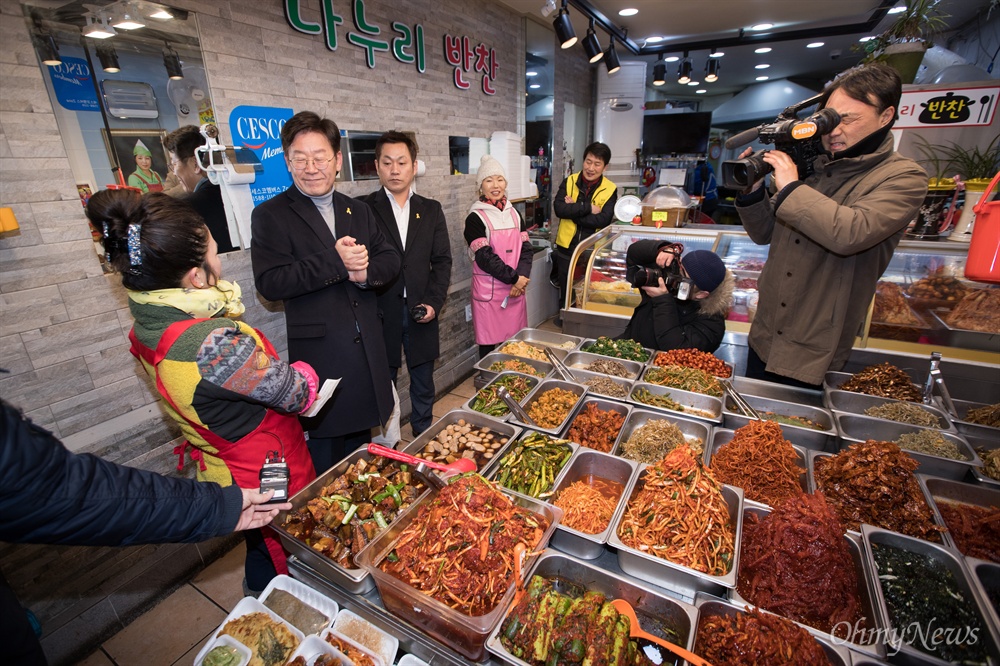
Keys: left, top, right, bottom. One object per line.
{"left": 409, "top": 304, "right": 428, "bottom": 322}
{"left": 629, "top": 254, "right": 695, "bottom": 300}
{"left": 721, "top": 94, "right": 841, "bottom": 190}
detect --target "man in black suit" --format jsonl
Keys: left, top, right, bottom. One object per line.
{"left": 360, "top": 132, "right": 452, "bottom": 436}
{"left": 163, "top": 125, "right": 238, "bottom": 253}
{"left": 250, "top": 112, "right": 400, "bottom": 472}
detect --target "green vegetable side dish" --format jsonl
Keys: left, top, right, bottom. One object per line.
{"left": 581, "top": 336, "right": 649, "bottom": 362}
{"left": 471, "top": 374, "right": 534, "bottom": 417}
{"left": 644, "top": 364, "right": 724, "bottom": 397}
{"left": 632, "top": 387, "right": 684, "bottom": 413}
{"left": 493, "top": 432, "right": 572, "bottom": 498}
{"left": 202, "top": 645, "right": 242, "bottom": 666}
{"left": 488, "top": 359, "right": 545, "bottom": 377}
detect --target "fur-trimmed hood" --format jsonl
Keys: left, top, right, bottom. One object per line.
{"left": 698, "top": 269, "right": 735, "bottom": 318}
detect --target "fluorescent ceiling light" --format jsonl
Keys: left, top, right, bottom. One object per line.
{"left": 664, "top": 56, "right": 679, "bottom": 62}
{"left": 807, "top": 42, "right": 825, "bottom": 48}
{"left": 687, "top": 81, "right": 700, "bottom": 86}
{"left": 645, "top": 36, "right": 665, "bottom": 43}
{"left": 750, "top": 23, "right": 773, "bottom": 31}
{"left": 526, "top": 71, "right": 538, "bottom": 76}
{"left": 619, "top": 8, "right": 638, "bottom": 16}
{"left": 756, "top": 75, "right": 769, "bottom": 81}
{"left": 754, "top": 47, "right": 771, "bottom": 54}
{"left": 709, "top": 51, "right": 724, "bottom": 58}
{"left": 696, "top": 89, "right": 706, "bottom": 94}
{"left": 529, "top": 83, "right": 541, "bottom": 89}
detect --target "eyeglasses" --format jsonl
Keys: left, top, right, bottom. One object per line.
{"left": 290, "top": 156, "right": 333, "bottom": 171}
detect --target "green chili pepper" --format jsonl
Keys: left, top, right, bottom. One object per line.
{"left": 341, "top": 503, "right": 358, "bottom": 525}
{"left": 374, "top": 510, "right": 389, "bottom": 530}
{"left": 386, "top": 550, "right": 399, "bottom": 563}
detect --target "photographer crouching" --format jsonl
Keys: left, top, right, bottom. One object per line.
{"left": 617, "top": 241, "right": 733, "bottom": 353}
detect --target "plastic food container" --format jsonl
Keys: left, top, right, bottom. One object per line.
{"left": 465, "top": 371, "right": 540, "bottom": 422}
{"left": 508, "top": 378, "right": 588, "bottom": 436}
{"left": 331, "top": 608, "right": 398, "bottom": 666}
{"left": 285, "top": 635, "right": 352, "bottom": 666}
{"left": 629, "top": 382, "right": 723, "bottom": 424}
{"left": 400, "top": 409, "right": 520, "bottom": 480}
{"left": 258, "top": 574, "right": 338, "bottom": 635}
{"left": 319, "top": 627, "right": 386, "bottom": 666}
{"left": 354, "top": 486, "right": 562, "bottom": 661}
{"left": 197, "top": 597, "right": 305, "bottom": 666}
{"left": 192, "top": 635, "right": 250, "bottom": 666}
{"left": 723, "top": 395, "right": 837, "bottom": 451}
{"left": 704, "top": 429, "right": 808, "bottom": 506}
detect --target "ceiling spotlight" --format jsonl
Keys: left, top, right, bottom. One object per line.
{"left": 756, "top": 75, "right": 769, "bottom": 81}
{"left": 604, "top": 36, "right": 621, "bottom": 74}
{"left": 750, "top": 23, "right": 773, "bottom": 31}
{"left": 529, "top": 83, "right": 541, "bottom": 89}
{"left": 582, "top": 20, "right": 603, "bottom": 63}
{"left": 755, "top": 63, "right": 770, "bottom": 69}
{"left": 33, "top": 30, "right": 61, "bottom": 66}
{"left": 540, "top": 0, "right": 558, "bottom": 18}
{"left": 859, "top": 36, "right": 875, "bottom": 42}
{"left": 677, "top": 52, "right": 692, "bottom": 84}
{"left": 150, "top": 8, "right": 174, "bottom": 20}
{"left": 83, "top": 14, "right": 116, "bottom": 39}
{"left": 687, "top": 81, "right": 700, "bottom": 86}
{"left": 619, "top": 8, "right": 638, "bottom": 16}
{"left": 113, "top": 3, "right": 146, "bottom": 30}
{"left": 652, "top": 57, "right": 666, "bottom": 86}
{"left": 526, "top": 70, "right": 538, "bottom": 77}
{"left": 807, "top": 41, "right": 825, "bottom": 48}
{"left": 645, "top": 36, "right": 665, "bottom": 43}
{"left": 163, "top": 43, "right": 183, "bottom": 79}
{"left": 553, "top": 3, "right": 577, "bottom": 49}
{"left": 888, "top": 5, "right": 906, "bottom": 13}
{"left": 97, "top": 42, "right": 120, "bottom": 73}
{"left": 705, "top": 57, "right": 720, "bottom": 82}
{"left": 696, "top": 89, "right": 707, "bottom": 94}
{"left": 754, "top": 47, "right": 771, "bottom": 54}
{"left": 709, "top": 49, "right": 724, "bottom": 58}
{"left": 664, "top": 55, "right": 679, "bottom": 63}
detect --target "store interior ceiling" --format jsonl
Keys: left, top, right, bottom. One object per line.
{"left": 501, "top": 0, "right": 992, "bottom": 99}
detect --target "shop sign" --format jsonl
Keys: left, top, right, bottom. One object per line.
{"left": 48, "top": 56, "right": 100, "bottom": 112}
{"left": 896, "top": 85, "right": 999, "bottom": 129}
{"left": 284, "top": 0, "right": 425, "bottom": 71}
{"left": 443, "top": 35, "right": 498, "bottom": 95}
{"left": 229, "top": 105, "right": 294, "bottom": 206}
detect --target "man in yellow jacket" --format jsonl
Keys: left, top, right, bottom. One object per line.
{"left": 552, "top": 142, "right": 617, "bottom": 325}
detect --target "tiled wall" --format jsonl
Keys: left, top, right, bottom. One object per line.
{"left": 0, "top": 1, "right": 590, "bottom": 662}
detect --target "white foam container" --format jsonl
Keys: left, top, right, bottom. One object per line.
{"left": 330, "top": 609, "right": 398, "bottom": 666}
{"left": 396, "top": 655, "right": 430, "bottom": 666}
{"left": 320, "top": 627, "right": 387, "bottom": 666}
{"left": 192, "top": 634, "right": 251, "bottom": 666}
{"left": 287, "top": 634, "right": 355, "bottom": 666}
{"left": 195, "top": 596, "right": 305, "bottom": 665}
{"left": 259, "top": 574, "right": 339, "bottom": 635}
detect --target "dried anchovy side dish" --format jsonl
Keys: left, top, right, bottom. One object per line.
{"left": 488, "top": 358, "right": 546, "bottom": 377}
{"left": 567, "top": 402, "right": 625, "bottom": 453}
{"left": 620, "top": 418, "right": 698, "bottom": 464}
{"left": 935, "top": 500, "right": 1000, "bottom": 563}
{"left": 526, "top": 388, "right": 579, "bottom": 429}
{"left": 839, "top": 362, "right": 922, "bottom": 402}
{"left": 978, "top": 447, "right": 1000, "bottom": 481}
{"left": 873, "top": 543, "right": 990, "bottom": 664}
{"left": 281, "top": 457, "right": 424, "bottom": 569}
{"left": 470, "top": 374, "right": 534, "bottom": 417}
{"left": 696, "top": 606, "right": 832, "bottom": 666}
{"left": 583, "top": 376, "right": 629, "bottom": 399}
{"left": 643, "top": 365, "right": 723, "bottom": 398}
{"left": 617, "top": 445, "right": 735, "bottom": 576}
{"left": 738, "top": 493, "right": 865, "bottom": 638}
{"left": 378, "top": 474, "right": 548, "bottom": 616}
{"left": 864, "top": 401, "right": 941, "bottom": 428}
{"left": 580, "top": 337, "right": 649, "bottom": 362}
{"left": 709, "top": 420, "right": 803, "bottom": 507}
{"left": 893, "top": 429, "right": 966, "bottom": 460}
{"left": 652, "top": 349, "right": 732, "bottom": 377}
{"left": 585, "top": 358, "right": 631, "bottom": 377}
{"left": 813, "top": 439, "right": 941, "bottom": 542}
{"left": 493, "top": 432, "right": 573, "bottom": 498}
{"left": 966, "top": 402, "right": 1000, "bottom": 428}
{"left": 498, "top": 340, "right": 549, "bottom": 361}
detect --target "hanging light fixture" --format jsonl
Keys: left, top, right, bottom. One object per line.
{"left": 83, "top": 13, "right": 116, "bottom": 39}
{"left": 705, "top": 51, "right": 721, "bottom": 82}
{"left": 97, "top": 42, "right": 121, "bottom": 73}
{"left": 33, "top": 31, "right": 61, "bottom": 66}
{"left": 652, "top": 55, "right": 666, "bottom": 86}
{"left": 582, "top": 19, "right": 603, "bottom": 63}
{"left": 162, "top": 43, "right": 183, "bottom": 79}
{"left": 604, "top": 35, "right": 621, "bottom": 74}
{"left": 677, "top": 51, "right": 692, "bottom": 84}
{"left": 112, "top": 2, "right": 145, "bottom": 30}
{"left": 553, "top": 1, "right": 577, "bottom": 49}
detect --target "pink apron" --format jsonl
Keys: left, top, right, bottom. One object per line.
{"left": 470, "top": 207, "right": 528, "bottom": 344}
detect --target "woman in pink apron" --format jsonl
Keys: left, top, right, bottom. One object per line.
{"left": 464, "top": 155, "right": 534, "bottom": 358}
{"left": 87, "top": 189, "right": 317, "bottom": 595}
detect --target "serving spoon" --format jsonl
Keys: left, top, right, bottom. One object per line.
{"left": 366, "top": 443, "right": 477, "bottom": 475}
{"left": 610, "top": 599, "right": 714, "bottom": 666}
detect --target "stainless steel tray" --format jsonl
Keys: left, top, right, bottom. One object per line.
{"left": 731, "top": 504, "right": 886, "bottom": 658}
{"left": 400, "top": 409, "right": 521, "bottom": 480}
{"left": 920, "top": 475, "right": 1000, "bottom": 558}
{"left": 567, "top": 368, "right": 633, "bottom": 402}
{"left": 835, "top": 412, "right": 979, "bottom": 480}
{"left": 827, "top": 389, "right": 955, "bottom": 431}
{"left": 962, "top": 422, "right": 1000, "bottom": 489}
{"left": 464, "top": 371, "right": 541, "bottom": 423}
{"left": 608, "top": 465, "right": 743, "bottom": 598}
{"left": 547, "top": 450, "right": 638, "bottom": 560}
{"left": 486, "top": 434, "right": 578, "bottom": 501}
{"left": 273, "top": 447, "right": 430, "bottom": 595}
{"left": 473, "top": 352, "right": 553, "bottom": 382}
{"left": 646, "top": 352, "right": 735, "bottom": 381}
{"left": 693, "top": 594, "right": 853, "bottom": 666}
{"left": 485, "top": 549, "right": 699, "bottom": 666}
{"left": 562, "top": 350, "right": 645, "bottom": 380}
{"left": 578, "top": 338, "right": 654, "bottom": 365}
{"left": 705, "top": 429, "right": 808, "bottom": 506}
{"left": 508, "top": 378, "right": 588, "bottom": 436}
{"left": 950, "top": 398, "right": 1000, "bottom": 437}
{"left": 824, "top": 369, "right": 923, "bottom": 405}
{"left": 969, "top": 558, "right": 1000, "bottom": 637}
{"left": 614, "top": 408, "right": 713, "bottom": 464}
{"left": 733, "top": 375, "right": 826, "bottom": 408}
{"left": 628, "top": 382, "right": 724, "bottom": 424}
{"left": 724, "top": 394, "right": 838, "bottom": 451}
{"left": 861, "top": 525, "right": 1000, "bottom": 665}
{"left": 509, "top": 327, "right": 583, "bottom": 351}
{"left": 927, "top": 309, "right": 1000, "bottom": 354}
{"left": 560, "top": 396, "right": 631, "bottom": 454}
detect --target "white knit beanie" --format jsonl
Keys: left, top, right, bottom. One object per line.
{"left": 476, "top": 154, "right": 506, "bottom": 187}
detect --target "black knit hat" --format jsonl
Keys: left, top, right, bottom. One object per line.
{"left": 682, "top": 250, "right": 726, "bottom": 293}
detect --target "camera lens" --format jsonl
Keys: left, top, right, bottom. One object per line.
{"left": 410, "top": 304, "right": 428, "bottom": 322}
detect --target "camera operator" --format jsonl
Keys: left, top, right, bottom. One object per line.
{"left": 617, "top": 241, "right": 733, "bottom": 353}
{"left": 735, "top": 63, "right": 927, "bottom": 389}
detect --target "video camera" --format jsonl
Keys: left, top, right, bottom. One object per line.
{"left": 721, "top": 94, "right": 841, "bottom": 190}
{"left": 628, "top": 243, "right": 696, "bottom": 300}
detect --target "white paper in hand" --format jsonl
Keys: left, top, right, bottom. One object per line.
{"left": 302, "top": 378, "right": 340, "bottom": 417}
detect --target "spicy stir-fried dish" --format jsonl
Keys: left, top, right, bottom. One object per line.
{"left": 379, "top": 474, "right": 549, "bottom": 616}
{"left": 710, "top": 420, "right": 803, "bottom": 507}
{"left": 696, "top": 607, "right": 832, "bottom": 666}
{"left": 281, "top": 457, "right": 425, "bottom": 569}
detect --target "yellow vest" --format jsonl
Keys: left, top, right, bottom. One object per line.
{"left": 555, "top": 175, "right": 617, "bottom": 249}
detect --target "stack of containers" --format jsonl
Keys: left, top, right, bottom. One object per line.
{"left": 489, "top": 131, "right": 528, "bottom": 200}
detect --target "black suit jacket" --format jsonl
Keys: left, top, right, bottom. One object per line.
{"left": 360, "top": 188, "right": 453, "bottom": 368}
{"left": 186, "top": 180, "right": 238, "bottom": 253}
{"left": 250, "top": 186, "right": 400, "bottom": 437}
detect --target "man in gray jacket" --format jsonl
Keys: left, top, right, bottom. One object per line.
{"left": 736, "top": 64, "right": 927, "bottom": 388}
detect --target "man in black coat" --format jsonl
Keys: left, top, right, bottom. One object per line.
{"left": 360, "top": 132, "right": 452, "bottom": 436}
{"left": 251, "top": 112, "right": 400, "bottom": 472}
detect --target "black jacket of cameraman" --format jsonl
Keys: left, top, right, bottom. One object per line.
{"left": 616, "top": 240, "right": 733, "bottom": 353}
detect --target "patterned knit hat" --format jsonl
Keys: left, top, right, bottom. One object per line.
{"left": 476, "top": 154, "right": 506, "bottom": 187}
{"left": 682, "top": 250, "right": 726, "bottom": 293}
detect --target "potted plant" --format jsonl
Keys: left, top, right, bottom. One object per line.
{"left": 862, "top": 0, "right": 950, "bottom": 83}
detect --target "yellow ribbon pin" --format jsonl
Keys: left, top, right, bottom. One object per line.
{"left": 346, "top": 207, "right": 351, "bottom": 214}
{"left": 416, "top": 213, "right": 420, "bottom": 219}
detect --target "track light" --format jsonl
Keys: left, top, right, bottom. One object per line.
{"left": 604, "top": 36, "right": 621, "bottom": 74}
{"left": 33, "top": 31, "right": 61, "bottom": 66}
{"left": 705, "top": 57, "right": 720, "bottom": 82}
{"left": 113, "top": 2, "right": 145, "bottom": 30}
{"left": 540, "top": 0, "right": 558, "bottom": 19}
{"left": 677, "top": 52, "right": 692, "bottom": 84}
{"left": 83, "top": 14, "right": 116, "bottom": 39}
{"left": 163, "top": 43, "right": 183, "bottom": 79}
{"left": 97, "top": 42, "right": 120, "bottom": 73}
{"left": 553, "top": 2, "right": 576, "bottom": 49}
{"left": 150, "top": 8, "right": 174, "bottom": 20}
{"left": 653, "top": 57, "right": 666, "bottom": 86}
{"left": 582, "top": 20, "right": 603, "bottom": 63}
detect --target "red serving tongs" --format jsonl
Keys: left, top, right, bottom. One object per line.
{"left": 366, "top": 443, "right": 477, "bottom": 475}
